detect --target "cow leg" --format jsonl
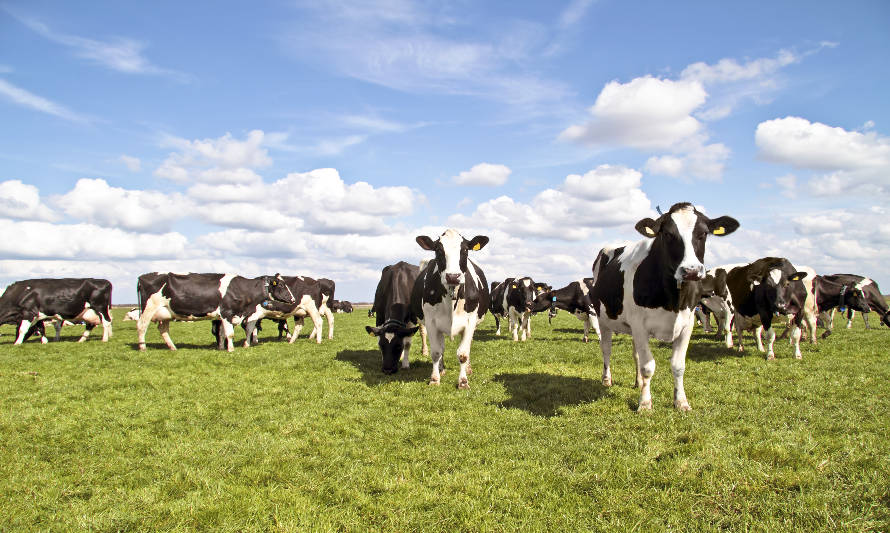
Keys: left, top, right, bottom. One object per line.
{"left": 455, "top": 318, "right": 478, "bottom": 389}
{"left": 862, "top": 311, "right": 871, "bottom": 330}
{"left": 828, "top": 308, "right": 835, "bottom": 330}
{"left": 631, "top": 337, "right": 642, "bottom": 389}
{"left": 805, "top": 311, "right": 817, "bottom": 345}
{"left": 14, "top": 319, "right": 32, "bottom": 345}
{"left": 632, "top": 329, "right": 655, "bottom": 411}
{"left": 846, "top": 309, "right": 854, "bottom": 329}
{"left": 304, "top": 303, "right": 323, "bottom": 344}
{"left": 324, "top": 305, "right": 335, "bottom": 339}
{"left": 734, "top": 314, "right": 745, "bottom": 353}
{"left": 600, "top": 328, "right": 613, "bottom": 386}
{"left": 78, "top": 324, "right": 94, "bottom": 343}
{"left": 520, "top": 312, "right": 530, "bottom": 341}
{"left": 419, "top": 324, "right": 429, "bottom": 357}
{"left": 509, "top": 311, "right": 519, "bottom": 342}
{"left": 158, "top": 320, "right": 176, "bottom": 350}
{"left": 494, "top": 314, "right": 501, "bottom": 336}
{"left": 428, "top": 329, "right": 446, "bottom": 386}
{"left": 791, "top": 323, "right": 802, "bottom": 359}
{"left": 753, "top": 325, "right": 764, "bottom": 352}
{"left": 101, "top": 316, "right": 112, "bottom": 342}
{"left": 671, "top": 321, "right": 694, "bottom": 411}
{"left": 581, "top": 313, "right": 590, "bottom": 343}
{"left": 288, "top": 318, "right": 304, "bottom": 343}
{"left": 137, "top": 294, "right": 164, "bottom": 351}
{"left": 765, "top": 327, "right": 776, "bottom": 360}
{"left": 277, "top": 319, "right": 289, "bottom": 340}
{"left": 220, "top": 320, "right": 235, "bottom": 352}
{"left": 696, "top": 307, "right": 712, "bottom": 333}
{"left": 243, "top": 320, "right": 258, "bottom": 348}
{"left": 401, "top": 336, "right": 412, "bottom": 369}
{"left": 52, "top": 320, "right": 63, "bottom": 342}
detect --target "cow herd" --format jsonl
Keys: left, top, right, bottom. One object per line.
{"left": 2, "top": 201, "right": 889, "bottom": 411}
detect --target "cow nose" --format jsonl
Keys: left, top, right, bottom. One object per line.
{"left": 682, "top": 266, "right": 704, "bottom": 281}
{"left": 445, "top": 273, "right": 461, "bottom": 285}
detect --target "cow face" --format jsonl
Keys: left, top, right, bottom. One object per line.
{"left": 509, "top": 278, "right": 540, "bottom": 313}
{"left": 416, "top": 229, "right": 488, "bottom": 297}
{"left": 366, "top": 322, "right": 420, "bottom": 374}
{"left": 841, "top": 284, "right": 871, "bottom": 316}
{"left": 750, "top": 268, "right": 807, "bottom": 315}
{"left": 635, "top": 203, "right": 739, "bottom": 283}
{"left": 266, "top": 274, "right": 296, "bottom": 304}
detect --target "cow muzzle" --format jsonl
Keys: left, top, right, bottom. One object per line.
{"left": 680, "top": 265, "right": 705, "bottom": 281}
{"left": 445, "top": 273, "right": 461, "bottom": 285}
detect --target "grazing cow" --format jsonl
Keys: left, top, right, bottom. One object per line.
{"left": 411, "top": 229, "right": 490, "bottom": 389}
{"left": 226, "top": 275, "right": 325, "bottom": 347}
{"left": 490, "top": 277, "right": 548, "bottom": 341}
{"left": 590, "top": 203, "right": 739, "bottom": 411}
{"left": 136, "top": 273, "right": 295, "bottom": 351}
{"left": 807, "top": 274, "right": 872, "bottom": 339}
{"left": 722, "top": 258, "right": 808, "bottom": 359}
{"left": 696, "top": 266, "right": 739, "bottom": 347}
{"left": 531, "top": 279, "right": 601, "bottom": 342}
{"left": 0, "top": 278, "right": 113, "bottom": 344}
{"left": 366, "top": 261, "right": 429, "bottom": 374}
{"left": 822, "top": 274, "right": 890, "bottom": 330}
{"left": 332, "top": 300, "right": 354, "bottom": 313}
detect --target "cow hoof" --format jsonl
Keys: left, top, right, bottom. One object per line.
{"left": 674, "top": 400, "right": 691, "bottom": 411}
{"left": 458, "top": 378, "right": 469, "bottom": 390}
{"left": 766, "top": 353, "right": 775, "bottom": 361}
{"left": 794, "top": 353, "right": 802, "bottom": 360}
{"left": 602, "top": 377, "right": 612, "bottom": 387}
{"left": 637, "top": 400, "right": 653, "bottom": 412}
{"left": 429, "top": 378, "right": 440, "bottom": 386}
{"left": 41, "top": 338, "right": 48, "bottom": 345}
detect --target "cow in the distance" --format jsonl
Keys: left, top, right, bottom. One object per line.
{"left": 137, "top": 273, "right": 295, "bottom": 351}
{"left": 808, "top": 274, "right": 872, "bottom": 339}
{"left": 532, "top": 279, "right": 600, "bottom": 342}
{"left": 411, "top": 229, "right": 490, "bottom": 389}
{"left": 0, "top": 278, "right": 113, "bottom": 344}
{"left": 721, "top": 258, "right": 808, "bottom": 359}
{"left": 490, "top": 277, "right": 548, "bottom": 341}
{"left": 366, "top": 261, "right": 429, "bottom": 374}
{"left": 225, "top": 275, "right": 325, "bottom": 347}
{"left": 590, "top": 202, "right": 739, "bottom": 411}
{"left": 822, "top": 274, "right": 890, "bottom": 330}
{"left": 332, "top": 300, "right": 354, "bottom": 313}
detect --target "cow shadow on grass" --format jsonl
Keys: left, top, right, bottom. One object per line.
{"left": 492, "top": 372, "right": 609, "bottom": 417}
{"left": 336, "top": 349, "right": 437, "bottom": 386}
{"left": 686, "top": 342, "right": 742, "bottom": 362}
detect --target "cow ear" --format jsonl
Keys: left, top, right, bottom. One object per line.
{"left": 365, "top": 325, "right": 381, "bottom": 337}
{"left": 788, "top": 271, "right": 807, "bottom": 282}
{"left": 535, "top": 283, "right": 548, "bottom": 291}
{"left": 707, "top": 216, "right": 740, "bottom": 236}
{"left": 467, "top": 235, "right": 489, "bottom": 251}
{"left": 416, "top": 236, "right": 436, "bottom": 250}
{"left": 635, "top": 218, "right": 658, "bottom": 238}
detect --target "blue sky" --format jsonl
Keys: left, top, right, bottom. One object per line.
{"left": 1, "top": 0, "right": 889, "bottom": 302}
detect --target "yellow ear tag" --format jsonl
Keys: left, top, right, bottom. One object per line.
{"left": 645, "top": 227, "right": 655, "bottom": 236}
{"left": 512, "top": 284, "right": 517, "bottom": 288}
{"left": 790, "top": 275, "right": 801, "bottom": 281}
{"left": 712, "top": 227, "right": 725, "bottom": 235}
{"left": 369, "top": 331, "right": 375, "bottom": 337}
{"left": 473, "top": 243, "right": 481, "bottom": 251}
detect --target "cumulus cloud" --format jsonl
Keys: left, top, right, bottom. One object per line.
{"left": 155, "top": 130, "right": 272, "bottom": 184}
{"left": 645, "top": 143, "right": 730, "bottom": 181}
{"left": 453, "top": 163, "right": 511, "bottom": 186}
{"left": 450, "top": 164, "right": 652, "bottom": 241}
{"left": 119, "top": 155, "right": 141, "bottom": 172}
{"left": 51, "top": 178, "right": 191, "bottom": 233}
{"left": 0, "top": 180, "right": 58, "bottom": 221}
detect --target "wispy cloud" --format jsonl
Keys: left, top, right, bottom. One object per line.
{"left": 0, "top": 78, "right": 90, "bottom": 123}
{"left": 4, "top": 7, "right": 190, "bottom": 81}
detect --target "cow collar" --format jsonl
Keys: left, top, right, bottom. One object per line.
{"left": 381, "top": 318, "right": 408, "bottom": 330}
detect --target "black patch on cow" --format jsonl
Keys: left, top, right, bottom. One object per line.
{"left": 590, "top": 247, "right": 625, "bottom": 320}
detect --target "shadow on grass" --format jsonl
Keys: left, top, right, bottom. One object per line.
{"left": 686, "top": 342, "right": 742, "bottom": 362}
{"left": 492, "top": 372, "right": 609, "bottom": 417}
{"left": 336, "top": 349, "right": 436, "bottom": 386}
{"left": 126, "top": 342, "right": 222, "bottom": 351}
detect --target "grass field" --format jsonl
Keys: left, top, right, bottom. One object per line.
{"left": 1, "top": 307, "right": 888, "bottom": 531}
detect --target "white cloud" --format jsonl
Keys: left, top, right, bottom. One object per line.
{"left": 681, "top": 50, "right": 799, "bottom": 85}
{"left": 155, "top": 130, "right": 272, "bottom": 184}
{"left": 119, "top": 155, "right": 141, "bottom": 172}
{"left": 756, "top": 116, "right": 890, "bottom": 170}
{"left": 645, "top": 143, "right": 730, "bottom": 181}
{"left": 453, "top": 163, "right": 511, "bottom": 186}
{"left": 51, "top": 178, "right": 191, "bottom": 232}
{"left": 0, "top": 180, "right": 59, "bottom": 221}
{"left": 0, "top": 79, "right": 89, "bottom": 123}
{"left": 559, "top": 0, "right": 595, "bottom": 28}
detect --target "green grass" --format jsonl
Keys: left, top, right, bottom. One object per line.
{"left": 1, "top": 308, "right": 888, "bottom": 532}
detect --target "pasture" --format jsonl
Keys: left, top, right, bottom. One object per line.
{"left": 1, "top": 308, "right": 888, "bottom": 531}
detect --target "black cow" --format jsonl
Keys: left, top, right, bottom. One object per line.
{"left": 0, "top": 278, "right": 113, "bottom": 344}
{"left": 332, "top": 300, "right": 353, "bottom": 313}
{"left": 590, "top": 202, "right": 739, "bottom": 411}
{"left": 366, "top": 261, "right": 428, "bottom": 374}
{"left": 531, "top": 279, "right": 600, "bottom": 342}
{"left": 723, "top": 257, "right": 807, "bottom": 359}
{"left": 136, "top": 273, "right": 295, "bottom": 351}
{"left": 822, "top": 274, "right": 890, "bottom": 330}
{"left": 490, "top": 277, "right": 548, "bottom": 341}
{"left": 411, "top": 229, "right": 490, "bottom": 389}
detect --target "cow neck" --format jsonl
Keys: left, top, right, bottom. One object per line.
{"left": 633, "top": 237, "right": 688, "bottom": 312}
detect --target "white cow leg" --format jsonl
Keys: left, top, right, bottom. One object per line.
{"left": 78, "top": 325, "right": 93, "bottom": 343}
{"left": 828, "top": 309, "right": 835, "bottom": 330}
{"left": 14, "top": 320, "right": 32, "bottom": 345}
{"left": 520, "top": 313, "right": 529, "bottom": 341}
{"left": 221, "top": 320, "right": 235, "bottom": 352}
{"left": 401, "top": 336, "right": 412, "bottom": 369}
{"left": 600, "top": 328, "right": 613, "bottom": 386}
{"left": 136, "top": 295, "right": 163, "bottom": 351}
{"left": 243, "top": 320, "right": 258, "bottom": 348}
{"left": 633, "top": 329, "right": 655, "bottom": 411}
{"left": 428, "top": 330, "right": 446, "bottom": 386}
{"left": 324, "top": 306, "right": 335, "bottom": 339}
{"left": 288, "top": 318, "right": 304, "bottom": 344}
{"left": 754, "top": 325, "right": 765, "bottom": 352}
{"left": 510, "top": 312, "right": 519, "bottom": 342}
{"left": 671, "top": 325, "right": 693, "bottom": 411}
{"left": 53, "top": 320, "right": 63, "bottom": 342}
{"left": 494, "top": 315, "right": 501, "bottom": 336}
{"left": 765, "top": 327, "right": 776, "bottom": 360}
{"left": 791, "top": 324, "right": 802, "bottom": 359}
{"left": 846, "top": 310, "right": 854, "bottom": 329}
{"left": 420, "top": 324, "right": 429, "bottom": 356}
{"left": 631, "top": 337, "right": 642, "bottom": 389}
{"left": 455, "top": 319, "right": 478, "bottom": 389}
{"left": 158, "top": 320, "right": 176, "bottom": 350}
{"left": 101, "top": 317, "right": 112, "bottom": 341}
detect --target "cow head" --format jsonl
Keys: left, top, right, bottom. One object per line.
{"left": 416, "top": 229, "right": 488, "bottom": 299}
{"left": 635, "top": 203, "right": 739, "bottom": 283}
{"left": 366, "top": 318, "right": 419, "bottom": 374}
{"left": 749, "top": 262, "right": 807, "bottom": 315}
{"left": 507, "top": 277, "right": 541, "bottom": 313}
{"left": 264, "top": 273, "right": 296, "bottom": 304}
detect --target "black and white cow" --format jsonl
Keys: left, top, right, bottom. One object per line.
{"left": 589, "top": 203, "right": 739, "bottom": 411}
{"left": 332, "top": 300, "right": 354, "bottom": 313}
{"left": 411, "top": 229, "right": 490, "bottom": 389}
{"left": 695, "top": 266, "right": 736, "bottom": 347}
{"left": 490, "top": 277, "right": 548, "bottom": 341}
{"left": 722, "top": 258, "right": 808, "bottom": 359}
{"left": 136, "top": 273, "right": 295, "bottom": 351}
{"left": 822, "top": 274, "right": 890, "bottom": 330}
{"left": 809, "top": 273, "right": 872, "bottom": 339}
{"left": 366, "top": 261, "right": 429, "bottom": 374}
{"left": 0, "top": 278, "right": 113, "bottom": 344}
{"left": 531, "top": 279, "right": 600, "bottom": 342}
{"left": 242, "top": 275, "right": 325, "bottom": 345}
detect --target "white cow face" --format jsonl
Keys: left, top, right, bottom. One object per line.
{"left": 635, "top": 203, "right": 739, "bottom": 283}
{"left": 416, "top": 229, "right": 489, "bottom": 297}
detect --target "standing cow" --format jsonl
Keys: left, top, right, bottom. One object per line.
{"left": 590, "top": 202, "right": 739, "bottom": 411}
{"left": 822, "top": 274, "right": 890, "bottom": 330}
{"left": 366, "top": 261, "right": 429, "bottom": 374}
{"left": 0, "top": 278, "right": 113, "bottom": 344}
{"left": 531, "top": 279, "right": 600, "bottom": 342}
{"left": 490, "top": 277, "right": 548, "bottom": 341}
{"left": 411, "top": 229, "right": 490, "bottom": 389}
